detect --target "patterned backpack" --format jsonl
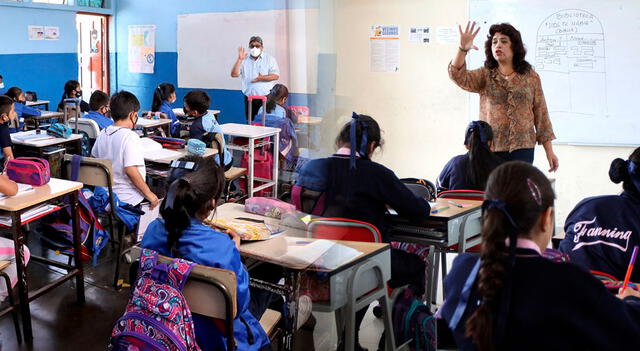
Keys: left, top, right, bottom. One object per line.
{"left": 110, "top": 249, "right": 201, "bottom": 351}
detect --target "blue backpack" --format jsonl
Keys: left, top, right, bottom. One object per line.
{"left": 386, "top": 287, "right": 436, "bottom": 351}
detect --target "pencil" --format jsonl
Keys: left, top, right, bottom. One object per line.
{"left": 621, "top": 245, "right": 639, "bottom": 293}
{"left": 431, "top": 206, "right": 450, "bottom": 214}
{"left": 448, "top": 200, "right": 464, "bottom": 208}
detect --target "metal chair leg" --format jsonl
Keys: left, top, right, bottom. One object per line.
{"left": 113, "top": 222, "right": 125, "bottom": 289}
{"left": 1, "top": 271, "right": 22, "bottom": 344}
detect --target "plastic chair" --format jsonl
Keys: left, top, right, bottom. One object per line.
{"left": 437, "top": 189, "right": 485, "bottom": 200}
{"left": 309, "top": 218, "right": 382, "bottom": 243}
{"left": 67, "top": 117, "right": 100, "bottom": 138}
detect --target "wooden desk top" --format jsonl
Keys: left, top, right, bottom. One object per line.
{"left": 144, "top": 147, "right": 219, "bottom": 164}
{"left": 213, "top": 203, "right": 388, "bottom": 271}
{"left": 430, "top": 198, "right": 482, "bottom": 219}
{"left": 296, "top": 116, "right": 322, "bottom": 125}
{"left": 29, "top": 111, "right": 64, "bottom": 119}
{"left": 11, "top": 130, "right": 83, "bottom": 147}
{"left": 173, "top": 108, "right": 220, "bottom": 117}
{"left": 0, "top": 178, "right": 82, "bottom": 212}
{"left": 137, "top": 118, "right": 172, "bottom": 128}
{"left": 221, "top": 123, "right": 280, "bottom": 138}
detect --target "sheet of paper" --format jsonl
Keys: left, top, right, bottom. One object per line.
{"left": 140, "top": 137, "right": 163, "bottom": 151}
{"left": 409, "top": 26, "right": 432, "bottom": 44}
{"left": 280, "top": 238, "right": 335, "bottom": 267}
{"left": 128, "top": 25, "right": 156, "bottom": 73}
{"left": 44, "top": 26, "right": 59, "bottom": 40}
{"left": 0, "top": 183, "right": 34, "bottom": 200}
{"left": 137, "top": 203, "right": 161, "bottom": 242}
{"left": 144, "top": 149, "right": 181, "bottom": 161}
{"left": 370, "top": 25, "right": 400, "bottom": 72}
{"left": 436, "top": 26, "right": 459, "bottom": 45}
{"left": 28, "top": 26, "right": 44, "bottom": 41}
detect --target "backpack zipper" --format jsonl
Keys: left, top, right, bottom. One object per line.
{"left": 112, "top": 331, "right": 165, "bottom": 351}
{"left": 119, "top": 311, "right": 188, "bottom": 351}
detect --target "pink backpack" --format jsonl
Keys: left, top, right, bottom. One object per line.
{"left": 110, "top": 249, "right": 201, "bottom": 351}
{"left": 6, "top": 157, "right": 50, "bottom": 186}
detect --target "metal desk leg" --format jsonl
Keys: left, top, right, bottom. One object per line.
{"left": 283, "top": 269, "right": 300, "bottom": 351}
{"left": 431, "top": 247, "right": 440, "bottom": 308}
{"left": 70, "top": 191, "right": 85, "bottom": 303}
{"left": 248, "top": 137, "right": 255, "bottom": 198}
{"left": 272, "top": 132, "right": 279, "bottom": 198}
{"left": 12, "top": 210, "right": 32, "bottom": 341}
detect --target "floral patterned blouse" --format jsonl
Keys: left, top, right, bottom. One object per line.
{"left": 449, "top": 63, "right": 556, "bottom": 152}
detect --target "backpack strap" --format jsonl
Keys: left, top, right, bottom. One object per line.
{"left": 311, "top": 193, "right": 326, "bottom": 216}
{"left": 71, "top": 154, "right": 82, "bottom": 181}
{"left": 139, "top": 249, "right": 159, "bottom": 275}
{"left": 291, "top": 185, "right": 303, "bottom": 211}
{"left": 166, "top": 258, "right": 196, "bottom": 291}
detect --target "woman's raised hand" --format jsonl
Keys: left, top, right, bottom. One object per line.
{"left": 459, "top": 21, "right": 481, "bottom": 51}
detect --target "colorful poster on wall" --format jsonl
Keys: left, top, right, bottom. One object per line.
{"left": 28, "top": 26, "right": 44, "bottom": 40}
{"left": 44, "top": 26, "right": 60, "bottom": 40}
{"left": 128, "top": 25, "right": 156, "bottom": 74}
{"left": 369, "top": 25, "right": 400, "bottom": 72}
{"left": 409, "top": 26, "right": 431, "bottom": 44}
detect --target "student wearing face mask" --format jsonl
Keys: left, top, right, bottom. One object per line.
{"left": 57, "top": 79, "right": 90, "bottom": 113}
{"left": 151, "top": 83, "right": 180, "bottom": 136}
{"left": 5, "top": 87, "right": 41, "bottom": 132}
{"left": 230, "top": 36, "right": 280, "bottom": 122}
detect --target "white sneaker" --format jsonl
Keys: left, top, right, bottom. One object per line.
{"left": 297, "top": 294, "right": 313, "bottom": 330}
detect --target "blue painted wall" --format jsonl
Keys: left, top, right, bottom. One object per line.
{"left": 114, "top": 0, "right": 321, "bottom": 124}
{"left": 0, "top": 6, "right": 78, "bottom": 107}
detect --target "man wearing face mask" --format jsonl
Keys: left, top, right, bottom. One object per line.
{"left": 230, "top": 36, "right": 280, "bottom": 123}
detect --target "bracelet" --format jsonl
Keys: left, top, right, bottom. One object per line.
{"left": 459, "top": 46, "right": 470, "bottom": 53}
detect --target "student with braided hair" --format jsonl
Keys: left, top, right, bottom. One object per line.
{"left": 440, "top": 161, "right": 640, "bottom": 350}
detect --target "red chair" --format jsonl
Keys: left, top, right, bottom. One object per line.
{"left": 437, "top": 189, "right": 485, "bottom": 200}
{"left": 308, "top": 218, "right": 382, "bottom": 243}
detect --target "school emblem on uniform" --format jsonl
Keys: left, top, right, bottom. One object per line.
{"left": 572, "top": 217, "right": 633, "bottom": 252}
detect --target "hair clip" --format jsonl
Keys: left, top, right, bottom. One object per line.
{"left": 527, "top": 178, "right": 542, "bottom": 206}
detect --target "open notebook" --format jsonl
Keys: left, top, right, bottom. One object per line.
{"left": 141, "top": 138, "right": 181, "bottom": 161}
{"left": 0, "top": 183, "right": 34, "bottom": 200}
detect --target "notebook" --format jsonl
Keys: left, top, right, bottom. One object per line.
{"left": 141, "top": 138, "right": 181, "bottom": 161}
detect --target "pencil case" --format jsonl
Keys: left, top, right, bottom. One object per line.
{"left": 47, "top": 123, "right": 72, "bottom": 139}
{"left": 244, "top": 197, "right": 296, "bottom": 219}
{"left": 150, "top": 136, "right": 186, "bottom": 149}
{"left": 6, "top": 157, "right": 51, "bottom": 186}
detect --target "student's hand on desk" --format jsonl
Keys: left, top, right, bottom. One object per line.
{"left": 226, "top": 229, "right": 241, "bottom": 249}
{"left": 459, "top": 21, "right": 481, "bottom": 51}
{"left": 617, "top": 286, "right": 640, "bottom": 299}
{"left": 546, "top": 150, "right": 559, "bottom": 172}
{"left": 237, "top": 47, "right": 248, "bottom": 60}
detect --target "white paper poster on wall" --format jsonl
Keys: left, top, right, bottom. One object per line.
{"left": 28, "top": 26, "right": 44, "bottom": 41}
{"left": 128, "top": 25, "right": 156, "bottom": 74}
{"left": 409, "top": 26, "right": 431, "bottom": 44}
{"left": 436, "top": 26, "right": 459, "bottom": 45}
{"left": 44, "top": 26, "right": 59, "bottom": 40}
{"left": 370, "top": 25, "right": 400, "bottom": 72}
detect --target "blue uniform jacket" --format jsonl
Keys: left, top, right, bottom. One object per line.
{"left": 84, "top": 110, "right": 113, "bottom": 130}
{"left": 159, "top": 101, "right": 179, "bottom": 136}
{"left": 141, "top": 218, "right": 270, "bottom": 351}
{"left": 190, "top": 112, "right": 232, "bottom": 167}
{"left": 13, "top": 102, "right": 41, "bottom": 132}
{"left": 560, "top": 191, "right": 640, "bottom": 282}
{"left": 437, "top": 154, "right": 474, "bottom": 193}
{"left": 441, "top": 250, "right": 640, "bottom": 350}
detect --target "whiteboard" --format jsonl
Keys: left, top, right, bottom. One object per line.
{"left": 177, "top": 9, "right": 319, "bottom": 94}
{"left": 469, "top": 0, "right": 640, "bottom": 145}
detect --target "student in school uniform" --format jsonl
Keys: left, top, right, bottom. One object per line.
{"left": 0, "top": 172, "right": 27, "bottom": 302}
{"left": 0, "top": 74, "right": 6, "bottom": 95}
{"left": 5, "top": 87, "right": 41, "bottom": 133}
{"left": 151, "top": 83, "right": 180, "bottom": 136}
{"left": 439, "top": 161, "right": 640, "bottom": 351}
{"left": 85, "top": 90, "right": 113, "bottom": 130}
{"left": 437, "top": 120, "right": 503, "bottom": 193}
{"left": 184, "top": 90, "right": 233, "bottom": 170}
{"left": 57, "top": 80, "right": 89, "bottom": 113}
{"left": 91, "top": 91, "right": 159, "bottom": 208}
{"left": 256, "top": 84, "right": 297, "bottom": 123}
{"left": 0, "top": 96, "right": 16, "bottom": 166}
{"left": 141, "top": 157, "right": 272, "bottom": 351}
{"left": 560, "top": 148, "right": 640, "bottom": 282}
{"left": 297, "top": 113, "right": 430, "bottom": 350}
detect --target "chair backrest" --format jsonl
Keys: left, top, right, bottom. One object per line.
{"left": 63, "top": 103, "right": 81, "bottom": 124}
{"left": 128, "top": 246, "right": 238, "bottom": 351}
{"left": 291, "top": 185, "right": 325, "bottom": 216}
{"left": 68, "top": 117, "right": 100, "bottom": 139}
{"left": 62, "top": 154, "right": 113, "bottom": 187}
{"left": 437, "top": 189, "right": 485, "bottom": 201}
{"left": 308, "top": 218, "right": 382, "bottom": 243}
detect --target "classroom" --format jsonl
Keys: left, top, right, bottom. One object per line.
{"left": 1, "top": 0, "right": 639, "bottom": 350}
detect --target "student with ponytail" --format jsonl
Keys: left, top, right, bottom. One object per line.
{"left": 256, "top": 83, "right": 297, "bottom": 123}
{"left": 437, "top": 120, "right": 503, "bottom": 192}
{"left": 440, "top": 161, "right": 640, "bottom": 350}
{"left": 297, "top": 113, "right": 430, "bottom": 350}
{"left": 151, "top": 83, "right": 179, "bottom": 136}
{"left": 141, "top": 156, "right": 272, "bottom": 351}
{"left": 560, "top": 147, "right": 640, "bottom": 283}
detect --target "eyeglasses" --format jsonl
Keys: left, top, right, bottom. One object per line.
{"left": 249, "top": 44, "right": 261, "bottom": 49}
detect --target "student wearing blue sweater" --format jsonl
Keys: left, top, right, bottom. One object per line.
{"left": 151, "top": 83, "right": 180, "bottom": 136}
{"left": 5, "top": 87, "right": 41, "bottom": 132}
{"left": 141, "top": 157, "right": 271, "bottom": 351}
{"left": 185, "top": 90, "right": 232, "bottom": 170}
{"left": 560, "top": 148, "right": 640, "bottom": 283}
{"left": 85, "top": 90, "right": 113, "bottom": 130}
{"left": 437, "top": 120, "right": 503, "bottom": 193}
{"left": 440, "top": 161, "right": 640, "bottom": 351}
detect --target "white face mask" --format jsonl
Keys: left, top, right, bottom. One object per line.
{"left": 0, "top": 83, "right": 4, "bottom": 89}
{"left": 250, "top": 47, "right": 262, "bottom": 57}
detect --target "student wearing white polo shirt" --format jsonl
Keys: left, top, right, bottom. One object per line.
{"left": 91, "top": 91, "right": 160, "bottom": 208}
{"left": 230, "top": 35, "right": 280, "bottom": 122}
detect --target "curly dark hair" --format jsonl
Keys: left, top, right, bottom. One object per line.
{"left": 484, "top": 23, "right": 532, "bottom": 74}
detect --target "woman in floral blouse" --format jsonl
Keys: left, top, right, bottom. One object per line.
{"left": 449, "top": 21, "right": 559, "bottom": 172}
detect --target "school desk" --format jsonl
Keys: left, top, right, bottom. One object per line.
{"left": 212, "top": 203, "right": 392, "bottom": 351}
{"left": 23, "top": 110, "right": 64, "bottom": 131}
{"left": 388, "top": 198, "right": 483, "bottom": 308}
{"left": 221, "top": 123, "right": 280, "bottom": 198}
{"left": 25, "top": 100, "right": 50, "bottom": 110}
{"left": 11, "top": 131, "right": 83, "bottom": 177}
{"left": 136, "top": 118, "right": 171, "bottom": 137}
{"left": 172, "top": 108, "right": 220, "bottom": 119}
{"left": 0, "top": 178, "right": 85, "bottom": 341}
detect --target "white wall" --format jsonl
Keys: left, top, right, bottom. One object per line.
{"left": 321, "top": 0, "right": 634, "bottom": 224}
